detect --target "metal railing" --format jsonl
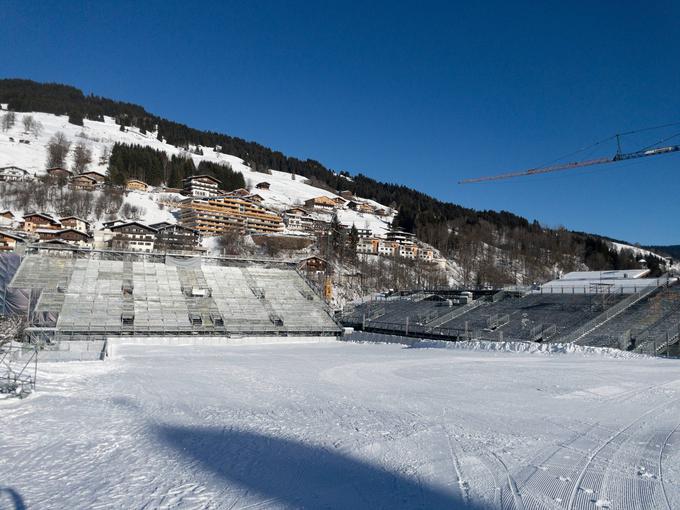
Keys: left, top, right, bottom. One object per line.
{"left": 560, "top": 284, "right": 661, "bottom": 344}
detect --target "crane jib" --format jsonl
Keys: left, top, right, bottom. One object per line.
{"left": 460, "top": 144, "right": 680, "bottom": 184}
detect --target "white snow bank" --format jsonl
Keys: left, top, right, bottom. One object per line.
{"left": 344, "top": 331, "right": 648, "bottom": 358}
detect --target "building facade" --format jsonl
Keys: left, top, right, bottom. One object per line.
{"left": 182, "top": 175, "right": 222, "bottom": 197}
{"left": 126, "top": 179, "right": 150, "bottom": 192}
{"left": 21, "top": 213, "right": 61, "bottom": 233}
{"left": 46, "top": 167, "right": 73, "bottom": 180}
{"left": 60, "top": 217, "right": 90, "bottom": 233}
{"left": 0, "top": 231, "right": 25, "bottom": 252}
{"left": 151, "top": 223, "right": 200, "bottom": 252}
{"left": 283, "top": 208, "right": 315, "bottom": 231}
{"left": 0, "top": 166, "right": 30, "bottom": 182}
{"left": 70, "top": 174, "right": 97, "bottom": 191}
{"left": 109, "top": 222, "right": 157, "bottom": 252}
{"left": 180, "top": 194, "right": 283, "bottom": 236}
{"left": 37, "top": 228, "right": 92, "bottom": 247}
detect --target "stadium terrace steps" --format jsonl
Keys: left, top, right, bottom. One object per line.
{"left": 345, "top": 289, "right": 675, "bottom": 347}
{"left": 10, "top": 255, "right": 341, "bottom": 338}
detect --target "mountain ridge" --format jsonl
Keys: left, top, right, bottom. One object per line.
{"left": 0, "top": 78, "right": 670, "bottom": 285}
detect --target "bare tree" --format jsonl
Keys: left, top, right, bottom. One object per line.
{"left": 30, "top": 119, "right": 43, "bottom": 137}
{"left": 46, "top": 132, "right": 71, "bottom": 168}
{"left": 99, "top": 145, "right": 111, "bottom": 165}
{"left": 1, "top": 111, "right": 16, "bottom": 132}
{"left": 22, "top": 114, "right": 35, "bottom": 133}
{"left": 72, "top": 142, "right": 92, "bottom": 174}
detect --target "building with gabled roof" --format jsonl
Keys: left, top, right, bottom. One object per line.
{"left": 60, "top": 216, "right": 91, "bottom": 233}
{"left": 46, "top": 167, "right": 73, "bottom": 179}
{"left": 304, "top": 196, "right": 337, "bottom": 210}
{"left": 0, "top": 231, "right": 26, "bottom": 252}
{"left": 182, "top": 174, "right": 222, "bottom": 197}
{"left": 151, "top": 222, "right": 201, "bottom": 253}
{"left": 109, "top": 221, "right": 157, "bottom": 252}
{"left": 21, "top": 213, "right": 61, "bottom": 233}
{"left": 70, "top": 174, "right": 97, "bottom": 191}
{"left": 0, "top": 166, "right": 30, "bottom": 182}
{"left": 36, "top": 228, "right": 93, "bottom": 247}
{"left": 125, "top": 179, "right": 150, "bottom": 192}
{"left": 80, "top": 171, "right": 107, "bottom": 184}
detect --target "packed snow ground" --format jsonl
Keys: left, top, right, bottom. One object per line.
{"left": 1, "top": 341, "right": 679, "bottom": 509}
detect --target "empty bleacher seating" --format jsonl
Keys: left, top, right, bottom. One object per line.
{"left": 9, "top": 255, "right": 340, "bottom": 338}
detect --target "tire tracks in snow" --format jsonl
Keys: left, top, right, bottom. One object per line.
{"left": 441, "top": 425, "right": 471, "bottom": 505}
{"left": 567, "top": 397, "right": 680, "bottom": 510}
{"left": 659, "top": 419, "right": 680, "bottom": 510}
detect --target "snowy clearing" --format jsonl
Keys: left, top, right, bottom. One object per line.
{"left": 1, "top": 341, "right": 679, "bottom": 509}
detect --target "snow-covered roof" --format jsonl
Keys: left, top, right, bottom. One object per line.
{"left": 0, "top": 231, "right": 25, "bottom": 241}
{"left": 560, "top": 269, "right": 650, "bottom": 281}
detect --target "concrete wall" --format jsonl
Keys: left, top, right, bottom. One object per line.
{"left": 105, "top": 335, "right": 338, "bottom": 359}
{"left": 38, "top": 340, "right": 107, "bottom": 361}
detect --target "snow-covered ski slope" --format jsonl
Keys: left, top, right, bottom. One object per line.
{"left": 1, "top": 341, "right": 678, "bottom": 509}
{"left": 0, "top": 110, "right": 394, "bottom": 235}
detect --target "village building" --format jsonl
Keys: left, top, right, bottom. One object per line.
{"left": 21, "top": 213, "right": 61, "bottom": 233}
{"left": 230, "top": 188, "right": 251, "bottom": 197}
{"left": 340, "top": 190, "right": 353, "bottom": 199}
{"left": 385, "top": 229, "right": 417, "bottom": 245}
{"left": 298, "top": 256, "right": 328, "bottom": 274}
{"left": 69, "top": 174, "right": 97, "bottom": 191}
{"left": 0, "top": 210, "right": 18, "bottom": 228}
{"left": 151, "top": 222, "right": 201, "bottom": 252}
{"left": 398, "top": 244, "right": 418, "bottom": 259}
{"left": 182, "top": 174, "right": 222, "bottom": 197}
{"left": 46, "top": 167, "right": 73, "bottom": 180}
{"left": 109, "top": 222, "right": 157, "bottom": 252}
{"left": 304, "top": 196, "right": 337, "bottom": 210}
{"left": 332, "top": 197, "right": 347, "bottom": 207}
{"left": 93, "top": 229, "right": 115, "bottom": 250}
{"left": 377, "top": 241, "right": 398, "bottom": 257}
{"left": 179, "top": 194, "right": 283, "bottom": 236}
{"left": 37, "top": 228, "right": 92, "bottom": 247}
{"left": 348, "top": 227, "right": 373, "bottom": 238}
{"left": 255, "top": 181, "right": 271, "bottom": 190}
{"left": 80, "top": 171, "right": 107, "bottom": 185}
{"left": 283, "top": 207, "right": 315, "bottom": 231}
{"left": 0, "top": 231, "right": 26, "bottom": 252}
{"left": 357, "top": 237, "right": 380, "bottom": 255}
{"left": 125, "top": 179, "right": 150, "bottom": 192}
{"left": 245, "top": 193, "right": 264, "bottom": 204}
{"left": 0, "top": 166, "right": 30, "bottom": 182}
{"left": 60, "top": 216, "right": 90, "bottom": 233}
{"left": 348, "top": 200, "right": 375, "bottom": 214}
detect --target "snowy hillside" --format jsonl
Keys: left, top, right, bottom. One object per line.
{"left": 0, "top": 109, "right": 395, "bottom": 235}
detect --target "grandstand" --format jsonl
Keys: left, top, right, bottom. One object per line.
{"left": 9, "top": 252, "right": 341, "bottom": 341}
{"left": 344, "top": 271, "right": 680, "bottom": 355}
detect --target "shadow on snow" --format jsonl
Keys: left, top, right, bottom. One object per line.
{"left": 156, "top": 425, "right": 484, "bottom": 509}
{"left": 0, "top": 487, "right": 26, "bottom": 510}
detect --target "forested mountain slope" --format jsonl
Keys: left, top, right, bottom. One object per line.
{"left": 0, "top": 78, "right": 668, "bottom": 285}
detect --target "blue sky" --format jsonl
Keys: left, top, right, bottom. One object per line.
{"left": 2, "top": 1, "right": 679, "bottom": 244}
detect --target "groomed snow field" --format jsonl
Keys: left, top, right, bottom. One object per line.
{"left": 1, "top": 341, "right": 679, "bottom": 509}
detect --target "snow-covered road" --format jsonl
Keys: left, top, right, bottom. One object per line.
{"left": 1, "top": 341, "right": 679, "bottom": 509}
